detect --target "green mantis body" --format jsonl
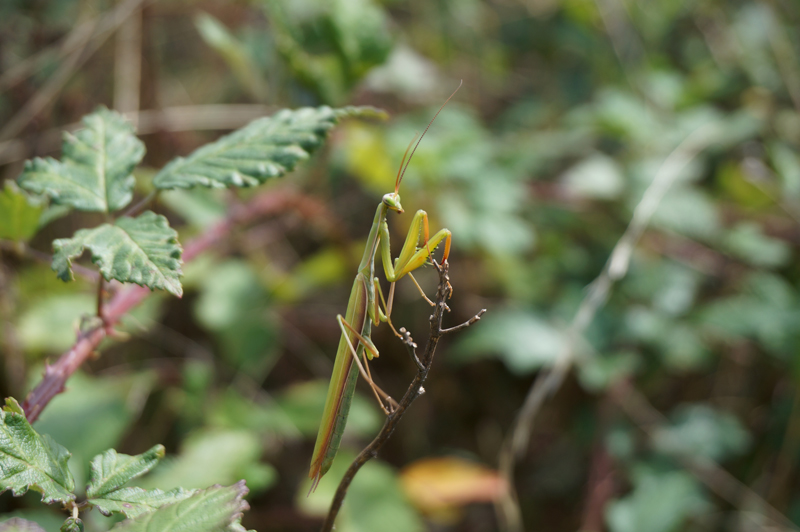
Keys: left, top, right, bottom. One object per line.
{"left": 308, "top": 87, "right": 459, "bottom": 491}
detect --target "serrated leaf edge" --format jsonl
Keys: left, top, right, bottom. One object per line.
{"left": 0, "top": 399, "right": 76, "bottom": 504}
{"left": 86, "top": 444, "right": 166, "bottom": 498}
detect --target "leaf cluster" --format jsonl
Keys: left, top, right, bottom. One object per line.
{"left": 11, "top": 104, "right": 383, "bottom": 299}
{"left": 0, "top": 397, "right": 251, "bottom": 532}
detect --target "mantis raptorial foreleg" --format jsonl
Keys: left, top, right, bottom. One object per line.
{"left": 337, "top": 315, "right": 397, "bottom": 414}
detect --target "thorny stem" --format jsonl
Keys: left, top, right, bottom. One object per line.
{"left": 96, "top": 276, "right": 104, "bottom": 319}
{"left": 121, "top": 190, "right": 157, "bottom": 218}
{"left": 21, "top": 188, "right": 339, "bottom": 423}
{"left": 320, "top": 260, "right": 486, "bottom": 532}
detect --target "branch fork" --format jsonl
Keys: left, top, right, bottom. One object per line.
{"left": 320, "top": 260, "right": 486, "bottom": 532}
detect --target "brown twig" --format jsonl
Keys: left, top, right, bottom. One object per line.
{"left": 320, "top": 260, "right": 486, "bottom": 532}
{"left": 21, "top": 187, "right": 332, "bottom": 423}
{"left": 0, "top": 0, "right": 152, "bottom": 142}
{"left": 579, "top": 399, "right": 618, "bottom": 532}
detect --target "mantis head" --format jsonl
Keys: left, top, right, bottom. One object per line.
{"left": 382, "top": 192, "right": 403, "bottom": 213}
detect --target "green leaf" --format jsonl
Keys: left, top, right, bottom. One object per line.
{"left": 329, "top": 0, "right": 393, "bottom": 78}
{"left": 84, "top": 445, "right": 197, "bottom": 519}
{"left": 0, "top": 181, "right": 44, "bottom": 242}
{"left": 18, "top": 107, "right": 145, "bottom": 213}
{"left": 52, "top": 211, "right": 183, "bottom": 297}
{"left": 152, "top": 106, "right": 387, "bottom": 190}
{"left": 59, "top": 518, "right": 83, "bottom": 532}
{"left": 109, "top": 482, "right": 250, "bottom": 532}
{"left": 89, "top": 486, "right": 197, "bottom": 519}
{"left": 86, "top": 445, "right": 165, "bottom": 498}
{"left": 0, "top": 398, "right": 75, "bottom": 504}
{"left": 35, "top": 372, "right": 156, "bottom": 492}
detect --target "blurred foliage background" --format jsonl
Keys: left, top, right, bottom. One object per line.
{"left": 2, "top": 0, "right": 800, "bottom": 531}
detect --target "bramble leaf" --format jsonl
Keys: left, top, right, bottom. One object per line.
{"left": 0, "top": 398, "right": 75, "bottom": 504}
{"left": 152, "top": 106, "right": 387, "bottom": 190}
{"left": 86, "top": 445, "right": 165, "bottom": 498}
{"left": 17, "top": 108, "right": 145, "bottom": 213}
{"left": 52, "top": 211, "right": 183, "bottom": 297}
{"left": 0, "top": 182, "right": 44, "bottom": 242}
{"left": 109, "top": 481, "right": 251, "bottom": 532}
{"left": 89, "top": 486, "right": 197, "bottom": 519}
{"left": 85, "top": 444, "right": 196, "bottom": 519}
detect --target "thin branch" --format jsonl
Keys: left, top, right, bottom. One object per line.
{"left": 0, "top": 0, "right": 152, "bottom": 142}
{"left": 0, "top": 18, "right": 96, "bottom": 91}
{"left": 496, "top": 123, "right": 721, "bottom": 532}
{"left": 21, "top": 187, "right": 330, "bottom": 423}
{"left": 121, "top": 191, "right": 157, "bottom": 218}
{"left": 113, "top": 2, "right": 142, "bottom": 120}
{"left": 0, "top": 240, "right": 99, "bottom": 282}
{"left": 320, "top": 261, "right": 486, "bottom": 532}
{"left": 96, "top": 277, "right": 105, "bottom": 320}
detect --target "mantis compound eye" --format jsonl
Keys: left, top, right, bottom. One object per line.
{"left": 382, "top": 193, "right": 403, "bottom": 212}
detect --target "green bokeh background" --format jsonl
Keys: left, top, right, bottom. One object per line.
{"left": 2, "top": 0, "right": 800, "bottom": 530}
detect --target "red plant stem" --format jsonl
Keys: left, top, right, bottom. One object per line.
{"left": 22, "top": 188, "right": 332, "bottom": 423}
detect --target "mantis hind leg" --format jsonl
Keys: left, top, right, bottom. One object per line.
{"left": 337, "top": 315, "right": 398, "bottom": 414}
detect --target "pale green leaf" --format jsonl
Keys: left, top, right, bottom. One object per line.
{"left": 136, "top": 429, "right": 276, "bottom": 494}
{"left": 607, "top": 469, "right": 708, "bottom": 532}
{"left": 17, "top": 294, "right": 95, "bottom": 353}
{"left": 89, "top": 486, "right": 196, "bottom": 519}
{"left": 18, "top": 108, "right": 145, "bottom": 213}
{"left": 52, "top": 211, "right": 183, "bottom": 297}
{"left": 0, "top": 182, "right": 44, "bottom": 242}
{"left": 723, "top": 222, "right": 791, "bottom": 268}
{"left": 0, "top": 518, "right": 47, "bottom": 532}
{"left": 561, "top": 153, "right": 624, "bottom": 200}
{"left": 153, "top": 106, "right": 387, "bottom": 190}
{"left": 109, "top": 482, "right": 250, "bottom": 532}
{"left": 87, "top": 445, "right": 165, "bottom": 498}
{"left": 653, "top": 404, "right": 750, "bottom": 462}
{"left": 0, "top": 398, "right": 75, "bottom": 504}
{"left": 451, "top": 309, "right": 566, "bottom": 375}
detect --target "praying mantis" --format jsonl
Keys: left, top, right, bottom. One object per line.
{"left": 308, "top": 84, "right": 461, "bottom": 492}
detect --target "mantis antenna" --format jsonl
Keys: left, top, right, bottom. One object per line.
{"left": 395, "top": 80, "right": 463, "bottom": 192}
